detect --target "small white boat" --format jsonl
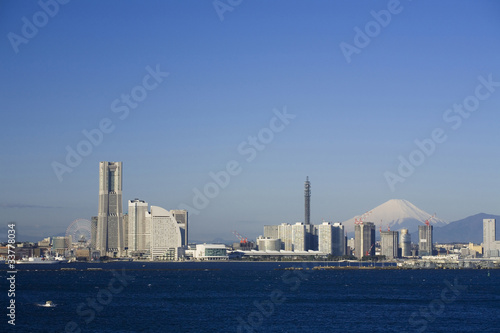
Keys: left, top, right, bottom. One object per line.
{"left": 37, "top": 301, "right": 56, "bottom": 308}
{"left": 17, "top": 257, "right": 60, "bottom": 264}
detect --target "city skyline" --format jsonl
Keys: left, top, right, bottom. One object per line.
{"left": 1, "top": 1, "right": 500, "bottom": 242}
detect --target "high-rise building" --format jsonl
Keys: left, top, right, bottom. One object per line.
{"left": 278, "top": 223, "right": 293, "bottom": 251}
{"left": 380, "top": 230, "right": 399, "bottom": 259}
{"left": 171, "top": 209, "right": 188, "bottom": 246}
{"left": 318, "top": 222, "right": 345, "bottom": 256}
{"left": 96, "top": 161, "right": 124, "bottom": 257}
{"left": 123, "top": 213, "right": 128, "bottom": 250}
{"left": 128, "top": 199, "right": 150, "bottom": 254}
{"left": 400, "top": 228, "right": 411, "bottom": 257}
{"left": 90, "top": 216, "right": 98, "bottom": 250}
{"left": 354, "top": 222, "right": 375, "bottom": 259}
{"left": 263, "top": 225, "right": 279, "bottom": 239}
{"left": 292, "top": 223, "right": 306, "bottom": 251}
{"left": 483, "top": 219, "right": 500, "bottom": 258}
{"left": 150, "top": 206, "right": 186, "bottom": 260}
{"left": 318, "top": 222, "right": 333, "bottom": 254}
{"left": 332, "top": 222, "right": 346, "bottom": 256}
{"left": 418, "top": 225, "right": 433, "bottom": 256}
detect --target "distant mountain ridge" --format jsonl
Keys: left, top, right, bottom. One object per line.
{"left": 342, "top": 199, "right": 448, "bottom": 235}
{"left": 434, "top": 213, "right": 500, "bottom": 244}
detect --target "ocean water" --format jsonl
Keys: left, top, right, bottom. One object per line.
{"left": 2, "top": 262, "right": 500, "bottom": 333}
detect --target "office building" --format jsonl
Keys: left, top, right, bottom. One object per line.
{"left": 123, "top": 213, "right": 128, "bottom": 250}
{"left": 53, "top": 236, "right": 69, "bottom": 255}
{"left": 332, "top": 222, "right": 346, "bottom": 256}
{"left": 354, "top": 222, "right": 375, "bottom": 259}
{"left": 96, "top": 161, "right": 124, "bottom": 257}
{"left": 90, "top": 216, "right": 98, "bottom": 250}
{"left": 380, "top": 230, "right": 399, "bottom": 259}
{"left": 483, "top": 219, "right": 500, "bottom": 258}
{"left": 418, "top": 225, "right": 433, "bottom": 256}
{"left": 128, "top": 199, "right": 150, "bottom": 254}
{"left": 400, "top": 228, "right": 411, "bottom": 257}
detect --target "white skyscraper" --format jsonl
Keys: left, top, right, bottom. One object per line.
{"left": 96, "top": 161, "right": 124, "bottom": 257}
{"left": 318, "top": 222, "right": 345, "bottom": 256}
{"left": 128, "top": 199, "right": 150, "bottom": 255}
{"left": 292, "top": 223, "right": 306, "bottom": 251}
{"left": 318, "top": 222, "right": 334, "bottom": 254}
{"left": 483, "top": 219, "right": 500, "bottom": 258}
{"left": 279, "top": 223, "right": 293, "bottom": 251}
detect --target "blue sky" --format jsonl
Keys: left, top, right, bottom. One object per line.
{"left": 1, "top": 0, "right": 500, "bottom": 242}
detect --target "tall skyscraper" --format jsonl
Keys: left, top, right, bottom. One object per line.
{"left": 278, "top": 223, "right": 293, "bottom": 251}
{"left": 304, "top": 176, "right": 311, "bottom": 225}
{"left": 292, "top": 222, "right": 306, "bottom": 251}
{"left": 171, "top": 210, "right": 188, "bottom": 247}
{"left": 318, "top": 222, "right": 334, "bottom": 254}
{"left": 400, "top": 228, "right": 411, "bottom": 257}
{"left": 418, "top": 225, "right": 433, "bottom": 256}
{"left": 354, "top": 222, "right": 375, "bottom": 259}
{"left": 483, "top": 219, "right": 500, "bottom": 258}
{"left": 90, "top": 216, "right": 98, "bottom": 250}
{"left": 128, "top": 199, "right": 150, "bottom": 254}
{"left": 96, "top": 161, "right": 124, "bottom": 257}
{"left": 331, "top": 222, "right": 346, "bottom": 256}
{"left": 380, "top": 230, "right": 399, "bottom": 259}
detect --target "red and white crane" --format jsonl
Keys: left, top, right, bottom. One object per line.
{"left": 423, "top": 213, "right": 436, "bottom": 226}
{"left": 232, "top": 231, "right": 248, "bottom": 244}
{"left": 354, "top": 210, "right": 373, "bottom": 225}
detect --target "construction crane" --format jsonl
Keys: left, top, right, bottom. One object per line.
{"left": 232, "top": 231, "right": 248, "bottom": 244}
{"left": 379, "top": 222, "right": 390, "bottom": 233}
{"left": 423, "top": 213, "right": 436, "bottom": 226}
{"left": 355, "top": 210, "right": 373, "bottom": 225}
{"left": 366, "top": 243, "right": 375, "bottom": 256}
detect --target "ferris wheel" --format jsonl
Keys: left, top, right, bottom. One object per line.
{"left": 65, "top": 218, "right": 91, "bottom": 247}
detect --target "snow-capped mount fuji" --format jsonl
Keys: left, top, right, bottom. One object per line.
{"left": 342, "top": 199, "right": 448, "bottom": 235}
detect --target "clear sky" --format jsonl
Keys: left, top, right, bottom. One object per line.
{"left": 1, "top": 0, "right": 500, "bottom": 242}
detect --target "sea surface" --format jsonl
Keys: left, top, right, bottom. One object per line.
{"left": 2, "top": 261, "right": 500, "bottom": 333}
